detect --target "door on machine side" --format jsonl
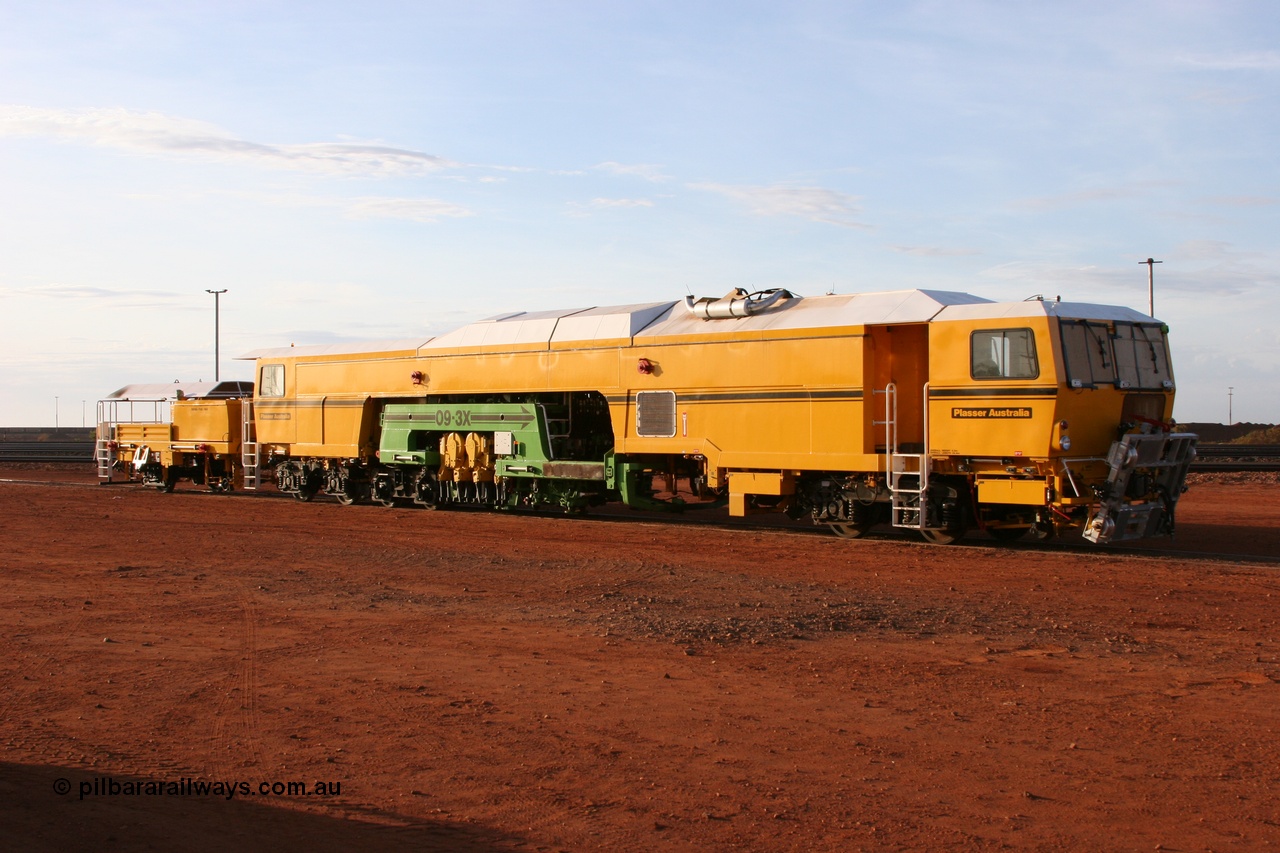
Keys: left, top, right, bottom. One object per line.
{"left": 867, "top": 324, "right": 929, "bottom": 454}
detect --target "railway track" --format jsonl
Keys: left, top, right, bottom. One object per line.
{"left": 1, "top": 472, "right": 1275, "bottom": 566}
{"left": 1190, "top": 443, "right": 1280, "bottom": 472}
{"left": 0, "top": 441, "right": 96, "bottom": 463}
{"left": 1, "top": 439, "right": 1278, "bottom": 469}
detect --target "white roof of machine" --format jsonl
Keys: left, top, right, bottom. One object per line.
{"left": 634, "top": 289, "right": 992, "bottom": 338}
{"left": 421, "top": 307, "right": 576, "bottom": 350}
{"left": 230, "top": 291, "right": 1154, "bottom": 362}
{"left": 935, "top": 300, "right": 1157, "bottom": 323}
{"left": 238, "top": 338, "right": 432, "bottom": 360}
{"left": 420, "top": 302, "right": 678, "bottom": 350}
{"left": 550, "top": 302, "right": 678, "bottom": 344}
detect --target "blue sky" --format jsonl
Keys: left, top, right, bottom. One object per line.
{"left": 1, "top": 1, "right": 1277, "bottom": 426}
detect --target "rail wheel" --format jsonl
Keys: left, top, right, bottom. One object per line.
{"left": 920, "top": 527, "right": 964, "bottom": 545}
{"left": 371, "top": 477, "right": 397, "bottom": 508}
{"left": 828, "top": 521, "right": 873, "bottom": 539}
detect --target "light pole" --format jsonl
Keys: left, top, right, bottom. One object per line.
{"left": 1139, "top": 258, "right": 1162, "bottom": 317}
{"left": 206, "top": 289, "right": 227, "bottom": 382}
{"left": 1228, "top": 387, "right": 1234, "bottom": 426}
{"left": 54, "top": 396, "right": 59, "bottom": 428}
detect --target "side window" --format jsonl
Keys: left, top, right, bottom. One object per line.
{"left": 971, "top": 329, "right": 1039, "bottom": 380}
{"left": 259, "top": 364, "right": 285, "bottom": 398}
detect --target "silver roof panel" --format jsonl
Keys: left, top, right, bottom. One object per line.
{"left": 238, "top": 339, "right": 432, "bottom": 360}
{"left": 935, "top": 301, "right": 1157, "bottom": 323}
{"left": 421, "top": 302, "right": 678, "bottom": 351}
{"left": 103, "top": 380, "right": 253, "bottom": 401}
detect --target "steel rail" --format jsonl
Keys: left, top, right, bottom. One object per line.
{"left": 0, "top": 441, "right": 96, "bottom": 463}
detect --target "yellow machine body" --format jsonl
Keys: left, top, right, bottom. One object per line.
{"left": 232, "top": 289, "right": 1193, "bottom": 543}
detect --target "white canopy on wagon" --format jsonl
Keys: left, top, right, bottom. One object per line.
{"left": 103, "top": 380, "right": 254, "bottom": 401}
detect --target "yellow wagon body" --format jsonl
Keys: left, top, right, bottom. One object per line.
{"left": 96, "top": 382, "right": 251, "bottom": 492}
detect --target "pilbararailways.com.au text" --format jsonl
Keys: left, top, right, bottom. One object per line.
{"left": 56, "top": 776, "right": 343, "bottom": 801}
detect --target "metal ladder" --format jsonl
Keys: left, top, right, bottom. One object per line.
{"left": 95, "top": 435, "right": 115, "bottom": 481}
{"left": 537, "top": 402, "right": 572, "bottom": 460}
{"left": 94, "top": 401, "right": 115, "bottom": 482}
{"left": 876, "top": 382, "right": 930, "bottom": 530}
{"left": 241, "top": 400, "right": 260, "bottom": 490}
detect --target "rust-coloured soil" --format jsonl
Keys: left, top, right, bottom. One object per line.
{"left": 2, "top": 465, "right": 1278, "bottom": 851}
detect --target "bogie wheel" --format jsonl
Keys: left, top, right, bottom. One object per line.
{"left": 1028, "top": 523, "right": 1054, "bottom": 541}
{"left": 335, "top": 491, "right": 356, "bottom": 506}
{"left": 920, "top": 528, "right": 964, "bottom": 545}
{"left": 294, "top": 489, "right": 315, "bottom": 503}
{"left": 828, "top": 521, "right": 873, "bottom": 539}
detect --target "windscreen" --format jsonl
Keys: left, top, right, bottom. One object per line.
{"left": 1060, "top": 320, "right": 1172, "bottom": 390}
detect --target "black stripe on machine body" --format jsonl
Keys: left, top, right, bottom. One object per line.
{"left": 605, "top": 389, "right": 864, "bottom": 405}
{"left": 929, "top": 387, "right": 1058, "bottom": 399}
{"left": 254, "top": 398, "right": 368, "bottom": 409}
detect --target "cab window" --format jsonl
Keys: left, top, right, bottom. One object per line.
{"left": 1112, "top": 323, "right": 1173, "bottom": 390}
{"left": 971, "top": 329, "right": 1038, "bottom": 380}
{"left": 1060, "top": 320, "right": 1173, "bottom": 390}
{"left": 259, "top": 364, "right": 285, "bottom": 397}
{"left": 1060, "top": 320, "right": 1115, "bottom": 388}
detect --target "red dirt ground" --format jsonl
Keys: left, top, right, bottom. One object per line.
{"left": 1, "top": 465, "right": 1278, "bottom": 851}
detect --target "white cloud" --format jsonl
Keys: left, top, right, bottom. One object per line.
{"left": 592, "top": 161, "right": 671, "bottom": 182}
{"left": 1199, "top": 195, "right": 1278, "bottom": 207}
{"left": 0, "top": 105, "right": 455, "bottom": 176}
{"left": 1011, "top": 183, "right": 1171, "bottom": 212}
{"left": 1180, "top": 51, "right": 1280, "bottom": 71}
{"left": 0, "top": 284, "right": 187, "bottom": 305}
{"left": 1186, "top": 87, "right": 1258, "bottom": 106}
{"left": 584, "top": 198, "right": 654, "bottom": 208}
{"left": 208, "top": 190, "right": 472, "bottom": 223}
{"left": 1172, "top": 239, "right": 1237, "bottom": 261}
{"left": 979, "top": 243, "right": 1280, "bottom": 301}
{"left": 344, "top": 197, "right": 473, "bottom": 223}
{"left": 563, "top": 197, "right": 656, "bottom": 218}
{"left": 887, "top": 244, "right": 982, "bottom": 257}
{"left": 690, "top": 182, "right": 869, "bottom": 228}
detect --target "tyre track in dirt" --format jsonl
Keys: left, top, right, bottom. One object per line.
{"left": 205, "top": 581, "right": 264, "bottom": 780}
